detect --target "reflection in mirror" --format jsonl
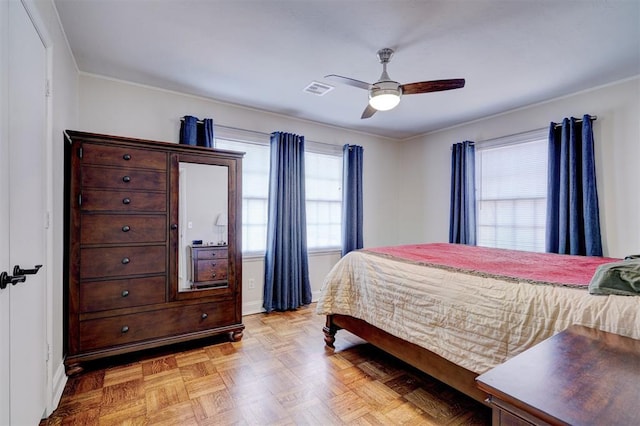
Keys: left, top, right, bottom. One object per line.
{"left": 178, "top": 162, "right": 228, "bottom": 292}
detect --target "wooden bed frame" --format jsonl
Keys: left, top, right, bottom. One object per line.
{"left": 323, "top": 314, "right": 489, "bottom": 405}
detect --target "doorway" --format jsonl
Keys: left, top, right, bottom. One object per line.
{"left": 0, "top": 0, "right": 50, "bottom": 423}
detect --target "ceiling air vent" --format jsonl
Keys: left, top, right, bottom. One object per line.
{"left": 303, "top": 81, "right": 334, "bottom": 96}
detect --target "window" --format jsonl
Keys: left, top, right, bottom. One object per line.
{"left": 215, "top": 137, "right": 270, "bottom": 253}
{"left": 305, "top": 151, "right": 342, "bottom": 250}
{"left": 216, "top": 129, "right": 342, "bottom": 253}
{"left": 475, "top": 129, "right": 547, "bottom": 252}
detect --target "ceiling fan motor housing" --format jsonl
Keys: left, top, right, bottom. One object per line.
{"left": 377, "top": 48, "right": 394, "bottom": 64}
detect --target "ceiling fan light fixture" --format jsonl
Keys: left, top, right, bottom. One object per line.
{"left": 369, "top": 82, "right": 402, "bottom": 111}
{"left": 369, "top": 92, "right": 400, "bottom": 111}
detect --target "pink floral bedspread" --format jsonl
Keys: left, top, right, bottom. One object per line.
{"left": 365, "top": 243, "right": 619, "bottom": 287}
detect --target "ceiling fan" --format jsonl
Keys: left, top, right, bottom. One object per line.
{"left": 325, "top": 48, "right": 465, "bottom": 119}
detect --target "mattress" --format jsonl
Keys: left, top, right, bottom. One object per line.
{"left": 315, "top": 244, "right": 640, "bottom": 374}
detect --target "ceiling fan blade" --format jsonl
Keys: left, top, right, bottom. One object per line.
{"left": 401, "top": 78, "right": 465, "bottom": 95}
{"left": 361, "top": 104, "right": 377, "bottom": 119}
{"left": 325, "top": 74, "right": 371, "bottom": 90}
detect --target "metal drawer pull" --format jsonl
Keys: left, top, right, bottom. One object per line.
{"left": 121, "top": 290, "right": 129, "bottom": 297}
{"left": 122, "top": 198, "right": 131, "bottom": 204}
{"left": 121, "top": 326, "right": 129, "bottom": 333}
{"left": 123, "top": 154, "right": 131, "bottom": 161}
{"left": 211, "top": 273, "right": 216, "bottom": 278}
{"left": 201, "top": 313, "right": 208, "bottom": 320}
{"left": 121, "top": 257, "right": 130, "bottom": 264}
{"left": 122, "top": 225, "right": 131, "bottom": 232}
{"left": 122, "top": 175, "right": 131, "bottom": 183}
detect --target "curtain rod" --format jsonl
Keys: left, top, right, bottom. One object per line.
{"left": 465, "top": 127, "right": 548, "bottom": 151}
{"left": 217, "top": 124, "right": 342, "bottom": 152}
{"left": 183, "top": 115, "right": 598, "bottom": 131}
{"left": 464, "top": 115, "right": 599, "bottom": 150}
{"left": 553, "top": 115, "right": 597, "bottom": 128}
{"left": 180, "top": 117, "right": 206, "bottom": 124}
{"left": 179, "top": 119, "right": 341, "bottom": 151}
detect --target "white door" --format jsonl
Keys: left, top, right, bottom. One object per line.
{"left": 1, "top": 0, "right": 48, "bottom": 424}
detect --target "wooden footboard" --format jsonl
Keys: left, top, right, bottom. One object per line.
{"left": 324, "top": 314, "right": 489, "bottom": 405}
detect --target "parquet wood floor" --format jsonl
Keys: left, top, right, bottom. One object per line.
{"left": 43, "top": 304, "right": 490, "bottom": 425}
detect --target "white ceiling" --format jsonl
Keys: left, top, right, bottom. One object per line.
{"left": 54, "top": 0, "right": 640, "bottom": 140}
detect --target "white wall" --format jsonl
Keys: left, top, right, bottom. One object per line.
{"left": 77, "top": 74, "right": 400, "bottom": 314}
{"left": 397, "top": 77, "right": 640, "bottom": 258}
{"left": 45, "top": 10, "right": 78, "bottom": 416}
{"left": 32, "top": 0, "right": 79, "bottom": 414}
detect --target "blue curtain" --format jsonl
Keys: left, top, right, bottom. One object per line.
{"left": 546, "top": 115, "right": 602, "bottom": 256}
{"left": 201, "top": 118, "right": 214, "bottom": 148}
{"left": 179, "top": 115, "right": 198, "bottom": 146}
{"left": 449, "top": 141, "right": 476, "bottom": 245}
{"left": 342, "top": 144, "right": 364, "bottom": 256}
{"left": 263, "top": 132, "right": 311, "bottom": 312}
{"left": 179, "top": 116, "right": 214, "bottom": 147}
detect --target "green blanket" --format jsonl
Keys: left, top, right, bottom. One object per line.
{"left": 589, "top": 259, "right": 640, "bottom": 296}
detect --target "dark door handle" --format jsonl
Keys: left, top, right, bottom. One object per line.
{"left": 13, "top": 264, "right": 42, "bottom": 276}
{"left": 0, "top": 272, "right": 26, "bottom": 290}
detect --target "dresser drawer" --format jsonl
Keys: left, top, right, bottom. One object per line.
{"left": 80, "top": 245, "right": 166, "bottom": 279}
{"left": 82, "top": 143, "right": 167, "bottom": 170}
{"left": 80, "top": 189, "right": 166, "bottom": 212}
{"left": 80, "top": 276, "right": 165, "bottom": 312}
{"left": 82, "top": 166, "right": 166, "bottom": 191}
{"left": 79, "top": 301, "right": 236, "bottom": 351}
{"left": 81, "top": 214, "right": 166, "bottom": 244}
{"left": 194, "top": 246, "right": 228, "bottom": 260}
{"left": 195, "top": 258, "right": 228, "bottom": 282}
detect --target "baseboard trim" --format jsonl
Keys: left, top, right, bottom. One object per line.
{"left": 242, "top": 300, "right": 264, "bottom": 316}
{"left": 242, "top": 291, "right": 322, "bottom": 317}
{"left": 48, "top": 360, "right": 67, "bottom": 416}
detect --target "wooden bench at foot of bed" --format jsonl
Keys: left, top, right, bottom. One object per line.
{"left": 323, "top": 314, "right": 489, "bottom": 405}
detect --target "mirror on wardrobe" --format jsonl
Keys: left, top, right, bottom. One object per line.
{"left": 177, "top": 161, "right": 229, "bottom": 292}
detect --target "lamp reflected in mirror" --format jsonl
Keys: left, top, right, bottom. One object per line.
{"left": 216, "top": 212, "right": 228, "bottom": 245}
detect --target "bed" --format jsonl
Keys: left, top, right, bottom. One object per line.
{"left": 316, "top": 243, "right": 640, "bottom": 404}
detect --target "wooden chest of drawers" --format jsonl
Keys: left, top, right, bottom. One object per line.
{"left": 64, "top": 131, "right": 244, "bottom": 374}
{"left": 188, "top": 245, "right": 229, "bottom": 288}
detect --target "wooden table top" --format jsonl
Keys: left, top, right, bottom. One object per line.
{"left": 476, "top": 325, "right": 640, "bottom": 426}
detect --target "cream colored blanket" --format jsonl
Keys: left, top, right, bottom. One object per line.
{"left": 316, "top": 250, "right": 640, "bottom": 374}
